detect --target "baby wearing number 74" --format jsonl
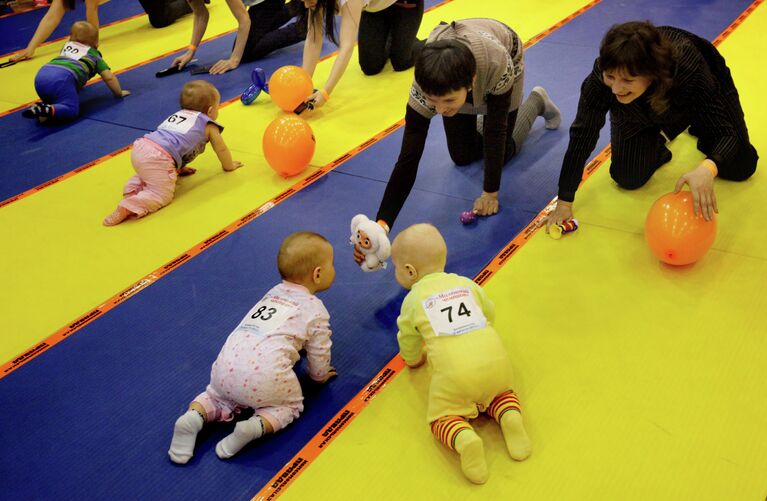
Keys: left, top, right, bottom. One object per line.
{"left": 391, "top": 223, "right": 531, "bottom": 484}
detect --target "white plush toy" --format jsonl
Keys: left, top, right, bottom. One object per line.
{"left": 350, "top": 214, "right": 391, "bottom": 272}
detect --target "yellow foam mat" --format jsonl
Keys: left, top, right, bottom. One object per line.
{"left": 0, "top": 0, "right": 588, "bottom": 363}
{"left": 0, "top": 1, "right": 240, "bottom": 114}
{"left": 281, "top": 6, "right": 767, "bottom": 501}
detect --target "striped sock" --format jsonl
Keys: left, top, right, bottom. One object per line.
{"left": 488, "top": 390, "right": 531, "bottom": 461}
{"left": 487, "top": 389, "right": 522, "bottom": 422}
{"left": 431, "top": 416, "right": 472, "bottom": 450}
{"left": 431, "top": 416, "right": 487, "bottom": 484}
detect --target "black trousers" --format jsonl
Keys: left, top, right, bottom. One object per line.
{"left": 241, "top": 0, "right": 306, "bottom": 63}
{"left": 610, "top": 87, "right": 758, "bottom": 189}
{"left": 138, "top": 0, "right": 191, "bottom": 29}
{"left": 358, "top": 0, "right": 424, "bottom": 75}
{"left": 442, "top": 110, "right": 519, "bottom": 166}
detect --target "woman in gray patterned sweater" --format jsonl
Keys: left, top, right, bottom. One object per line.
{"left": 370, "top": 18, "right": 561, "bottom": 234}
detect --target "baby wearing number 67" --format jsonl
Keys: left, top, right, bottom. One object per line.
{"left": 104, "top": 80, "right": 242, "bottom": 226}
{"left": 391, "top": 223, "right": 531, "bottom": 484}
{"left": 168, "top": 232, "right": 337, "bottom": 463}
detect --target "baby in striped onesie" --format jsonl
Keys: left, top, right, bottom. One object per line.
{"left": 168, "top": 231, "right": 337, "bottom": 463}
{"left": 391, "top": 223, "right": 531, "bottom": 484}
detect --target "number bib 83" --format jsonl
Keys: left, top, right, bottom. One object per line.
{"left": 240, "top": 294, "right": 299, "bottom": 333}
{"left": 158, "top": 110, "right": 199, "bottom": 134}
{"left": 422, "top": 287, "right": 487, "bottom": 336}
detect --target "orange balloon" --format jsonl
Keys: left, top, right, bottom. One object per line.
{"left": 262, "top": 115, "right": 316, "bottom": 177}
{"left": 644, "top": 191, "right": 717, "bottom": 265}
{"left": 268, "top": 65, "right": 313, "bottom": 112}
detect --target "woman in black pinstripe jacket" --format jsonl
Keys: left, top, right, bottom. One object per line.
{"left": 545, "top": 21, "right": 758, "bottom": 229}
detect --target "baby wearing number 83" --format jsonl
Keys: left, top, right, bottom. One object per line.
{"left": 168, "top": 232, "right": 337, "bottom": 463}
{"left": 392, "top": 223, "right": 531, "bottom": 484}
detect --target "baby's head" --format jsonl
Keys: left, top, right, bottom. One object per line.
{"left": 391, "top": 223, "right": 447, "bottom": 289}
{"left": 70, "top": 21, "right": 99, "bottom": 48}
{"left": 180, "top": 80, "right": 221, "bottom": 119}
{"left": 278, "top": 232, "right": 335, "bottom": 293}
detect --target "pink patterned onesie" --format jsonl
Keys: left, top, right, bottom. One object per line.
{"left": 194, "top": 281, "right": 332, "bottom": 432}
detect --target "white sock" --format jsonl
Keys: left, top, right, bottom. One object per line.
{"left": 168, "top": 410, "right": 204, "bottom": 464}
{"left": 531, "top": 86, "right": 562, "bottom": 130}
{"left": 215, "top": 415, "right": 266, "bottom": 459}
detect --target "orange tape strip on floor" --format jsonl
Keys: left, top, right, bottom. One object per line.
{"left": 250, "top": 2, "right": 764, "bottom": 498}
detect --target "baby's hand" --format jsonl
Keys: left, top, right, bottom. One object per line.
{"left": 120, "top": 90, "right": 131, "bottom": 98}
{"left": 406, "top": 353, "right": 426, "bottom": 369}
{"left": 178, "top": 166, "right": 197, "bottom": 177}
{"left": 224, "top": 161, "right": 243, "bottom": 172}
{"left": 313, "top": 367, "right": 337, "bottom": 384}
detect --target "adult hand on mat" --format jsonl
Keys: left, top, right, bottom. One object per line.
{"left": 473, "top": 191, "right": 499, "bottom": 216}
{"left": 674, "top": 160, "right": 718, "bottom": 221}
{"left": 542, "top": 200, "right": 574, "bottom": 234}
{"left": 304, "top": 89, "right": 327, "bottom": 110}
{"left": 9, "top": 49, "right": 33, "bottom": 63}
{"left": 209, "top": 58, "right": 239, "bottom": 75}
{"left": 171, "top": 51, "right": 195, "bottom": 70}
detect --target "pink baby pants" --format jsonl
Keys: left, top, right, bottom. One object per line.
{"left": 119, "top": 138, "right": 178, "bottom": 217}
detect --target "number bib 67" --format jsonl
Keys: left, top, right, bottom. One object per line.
{"left": 158, "top": 110, "right": 199, "bottom": 134}
{"left": 422, "top": 287, "right": 487, "bottom": 336}
{"left": 240, "top": 294, "right": 299, "bottom": 333}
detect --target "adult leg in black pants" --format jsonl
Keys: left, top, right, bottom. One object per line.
{"left": 138, "top": 0, "right": 192, "bottom": 29}
{"left": 240, "top": 0, "right": 306, "bottom": 63}
{"left": 358, "top": 0, "right": 424, "bottom": 76}
{"left": 609, "top": 126, "right": 672, "bottom": 190}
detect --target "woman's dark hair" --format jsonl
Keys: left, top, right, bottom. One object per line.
{"left": 63, "top": 0, "right": 77, "bottom": 10}
{"left": 296, "top": 0, "right": 339, "bottom": 46}
{"left": 599, "top": 21, "right": 676, "bottom": 114}
{"left": 414, "top": 39, "right": 476, "bottom": 96}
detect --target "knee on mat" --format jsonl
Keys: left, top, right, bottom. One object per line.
{"left": 610, "top": 172, "right": 649, "bottom": 191}
{"left": 451, "top": 153, "right": 476, "bottom": 167}
{"left": 360, "top": 59, "right": 386, "bottom": 76}
{"left": 719, "top": 146, "right": 758, "bottom": 182}
{"left": 390, "top": 55, "right": 414, "bottom": 72}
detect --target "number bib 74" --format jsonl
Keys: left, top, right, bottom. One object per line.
{"left": 422, "top": 287, "right": 487, "bottom": 336}
{"left": 240, "top": 294, "right": 299, "bottom": 333}
{"left": 158, "top": 110, "right": 199, "bottom": 134}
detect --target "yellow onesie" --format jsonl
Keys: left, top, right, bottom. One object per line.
{"left": 397, "top": 272, "right": 515, "bottom": 423}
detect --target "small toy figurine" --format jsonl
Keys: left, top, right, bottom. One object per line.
{"left": 241, "top": 67, "right": 269, "bottom": 105}
{"left": 350, "top": 214, "right": 391, "bottom": 272}
{"left": 549, "top": 218, "right": 579, "bottom": 239}
{"left": 459, "top": 210, "right": 476, "bottom": 225}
